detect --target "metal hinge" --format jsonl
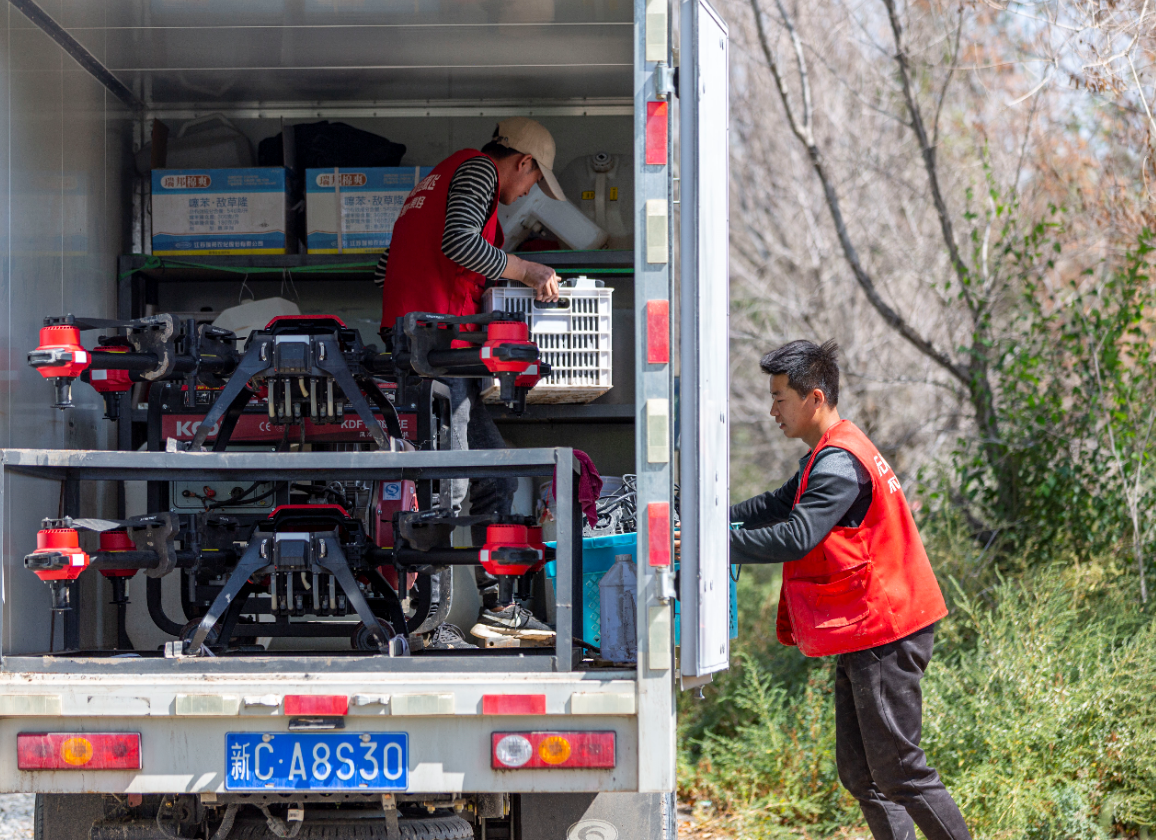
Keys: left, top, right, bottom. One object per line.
{"left": 655, "top": 63, "right": 675, "bottom": 101}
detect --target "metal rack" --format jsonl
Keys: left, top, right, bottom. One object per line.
{"left": 115, "top": 250, "right": 635, "bottom": 318}
{"left": 114, "top": 251, "right": 637, "bottom": 428}
{"left": 0, "top": 447, "right": 584, "bottom": 674}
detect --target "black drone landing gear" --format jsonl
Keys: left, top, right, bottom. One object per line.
{"left": 189, "top": 316, "right": 404, "bottom": 452}
{"left": 187, "top": 530, "right": 398, "bottom": 656}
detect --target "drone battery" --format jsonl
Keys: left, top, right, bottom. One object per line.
{"left": 274, "top": 536, "right": 312, "bottom": 570}
{"left": 274, "top": 336, "right": 312, "bottom": 374}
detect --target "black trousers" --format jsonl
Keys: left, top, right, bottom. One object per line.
{"left": 446, "top": 379, "right": 518, "bottom": 607}
{"left": 835, "top": 624, "right": 971, "bottom": 840}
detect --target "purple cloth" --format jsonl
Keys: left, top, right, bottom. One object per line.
{"left": 553, "top": 450, "right": 603, "bottom": 528}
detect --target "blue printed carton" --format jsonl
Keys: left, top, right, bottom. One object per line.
{"left": 305, "top": 167, "right": 432, "bottom": 254}
{"left": 151, "top": 168, "right": 289, "bottom": 255}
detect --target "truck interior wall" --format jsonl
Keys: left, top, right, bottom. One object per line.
{"left": 1, "top": 6, "right": 129, "bottom": 656}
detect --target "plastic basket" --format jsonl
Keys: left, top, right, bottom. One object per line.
{"left": 481, "top": 277, "right": 614, "bottom": 404}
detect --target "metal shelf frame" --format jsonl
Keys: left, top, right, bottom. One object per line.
{"left": 116, "top": 249, "right": 634, "bottom": 320}
{"left": 0, "top": 447, "right": 585, "bottom": 675}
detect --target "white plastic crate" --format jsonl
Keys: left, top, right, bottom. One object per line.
{"left": 481, "top": 277, "right": 614, "bottom": 404}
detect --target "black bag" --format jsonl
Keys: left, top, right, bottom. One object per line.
{"left": 258, "top": 121, "right": 406, "bottom": 169}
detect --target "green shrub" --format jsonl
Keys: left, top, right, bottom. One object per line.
{"left": 927, "top": 563, "right": 1156, "bottom": 839}
{"left": 679, "top": 561, "right": 1156, "bottom": 839}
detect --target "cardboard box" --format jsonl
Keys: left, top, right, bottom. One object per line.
{"left": 306, "top": 167, "right": 432, "bottom": 253}
{"left": 151, "top": 168, "right": 289, "bottom": 255}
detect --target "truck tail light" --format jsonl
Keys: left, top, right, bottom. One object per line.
{"left": 492, "top": 731, "right": 615, "bottom": 769}
{"left": 17, "top": 733, "right": 141, "bottom": 770}
{"left": 284, "top": 695, "right": 348, "bottom": 716}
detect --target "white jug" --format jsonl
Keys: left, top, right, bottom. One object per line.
{"left": 598, "top": 554, "right": 637, "bottom": 664}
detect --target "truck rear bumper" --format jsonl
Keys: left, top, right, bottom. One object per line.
{"left": 0, "top": 669, "right": 641, "bottom": 794}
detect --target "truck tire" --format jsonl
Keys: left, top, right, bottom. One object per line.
{"left": 33, "top": 793, "right": 106, "bottom": 840}
{"left": 231, "top": 812, "right": 474, "bottom": 840}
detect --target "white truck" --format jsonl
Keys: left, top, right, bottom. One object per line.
{"left": 0, "top": 1, "right": 731, "bottom": 837}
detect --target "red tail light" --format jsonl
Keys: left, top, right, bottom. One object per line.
{"left": 492, "top": 731, "right": 615, "bottom": 769}
{"left": 284, "top": 695, "right": 348, "bottom": 716}
{"left": 18, "top": 733, "right": 141, "bottom": 770}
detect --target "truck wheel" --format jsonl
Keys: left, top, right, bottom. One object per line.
{"left": 231, "top": 811, "right": 474, "bottom": 839}
{"left": 33, "top": 793, "right": 106, "bottom": 840}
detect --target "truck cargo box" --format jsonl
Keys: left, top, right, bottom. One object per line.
{"left": 0, "top": 1, "right": 730, "bottom": 837}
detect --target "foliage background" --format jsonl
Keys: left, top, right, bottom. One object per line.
{"left": 692, "top": 0, "right": 1156, "bottom": 836}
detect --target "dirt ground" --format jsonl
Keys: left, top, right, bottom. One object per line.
{"left": 677, "top": 802, "right": 738, "bottom": 839}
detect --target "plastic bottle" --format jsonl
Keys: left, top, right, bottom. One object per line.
{"left": 598, "top": 554, "right": 637, "bottom": 663}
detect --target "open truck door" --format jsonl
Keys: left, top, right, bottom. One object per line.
{"left": 679, "top": 0, "right": 731, "bottom": 686}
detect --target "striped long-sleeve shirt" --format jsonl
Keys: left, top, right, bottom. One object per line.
{"left": 374, "top": 155, "right": 508, "bottom": 288}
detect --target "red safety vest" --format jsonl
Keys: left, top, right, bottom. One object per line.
{"left": 776, "top": 420, "right": 948, "bottom": 656}
{"left": 380, "top": 149, "right": 505, "bottom": 332}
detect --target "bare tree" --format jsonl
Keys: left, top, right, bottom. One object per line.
{"left": 994, "top": 0, "right": 1155, "bottom": 158}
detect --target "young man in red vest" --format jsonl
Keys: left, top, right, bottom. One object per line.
{"left": 375, "top": 118, "right": 564, "bottom": 647}
{"left": 730, "top": 340, "right": 970, "bottom": 840}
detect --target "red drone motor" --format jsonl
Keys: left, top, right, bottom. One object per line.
{"left": 480, "top": 321, "right": 540, "bottom": 405}
{"left": 97, "top": 530, "right": 137, "bottom": 580}
{"left": 28, "top": 324, "right": 91, "bottom": 408}
{"left": 479, "top": 523, "right": 540, "bottom": 577}
{"left": 82, "top": 344, "right": 134, "bottom": 420}
{"left": 480, "top": 321, "right": 535, "bottom": 374}
{"left": 98, "top": 530, "right": 137, "bottom": 650}
{"left": 25, "top": 527, "right": 90, "bottom": 612}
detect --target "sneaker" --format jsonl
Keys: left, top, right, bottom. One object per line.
{"left": 421, "top": 624, "right": 477, "bottom": 650}
{"left": 471, "top": 605, "right": 555, "bottom": 641}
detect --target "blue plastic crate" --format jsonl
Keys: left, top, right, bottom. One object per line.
{"left": 546, "top": 533, "right": 738, "bottom": 647}
{"left": 545, "top": 533, "right": 636, "bottom": 645}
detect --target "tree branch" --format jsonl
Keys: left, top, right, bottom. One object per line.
{"left": 882, "top": 0, "right": 974, "bottom": 311}
{"left": 932, "top": 5, "right": 964, "bottom": 150}
{"left": 748, "top": 0, "right": 971, "bottom": 386}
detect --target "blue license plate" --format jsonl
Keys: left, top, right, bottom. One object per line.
{"left": 225, "top": 732, "right": 408, "bottom": 792}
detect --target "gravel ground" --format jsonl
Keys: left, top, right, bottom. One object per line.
{"left": 0, "top": 794, "right": 34, "bottom": 839}
{"left": 0, "top": 794, "right": 739, "bottom": 839}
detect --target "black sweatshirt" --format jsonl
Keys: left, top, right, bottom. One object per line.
{"left": 730, "top": 448, "right": 873, "bottom": 564}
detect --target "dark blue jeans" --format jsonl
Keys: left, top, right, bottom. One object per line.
{"left": 835, "top": 624, "right": 971, "bottom": 840}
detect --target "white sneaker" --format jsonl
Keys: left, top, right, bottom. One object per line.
{"left": 470, "top": 605, "right": 555, "bottom": 641}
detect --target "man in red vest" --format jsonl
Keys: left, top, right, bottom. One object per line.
{"left": 375, "top": 118, "right": 564, "bottom": 646}
{"left": 730, "top": 340, "right": 970, "bottom": 840}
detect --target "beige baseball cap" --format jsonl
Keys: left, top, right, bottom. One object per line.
{"left": 492, "top": 117, "right": 565, "bottom": 201}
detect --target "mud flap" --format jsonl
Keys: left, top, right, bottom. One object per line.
{"left": 515, "top": 792, "right": 674, "bottom": 840}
